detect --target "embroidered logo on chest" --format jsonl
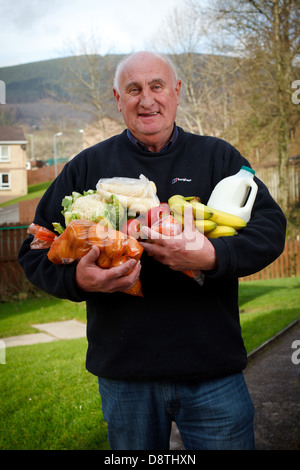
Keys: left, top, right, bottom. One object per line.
{"left": 172, "top": 177, "right": 192, "bottom": 184}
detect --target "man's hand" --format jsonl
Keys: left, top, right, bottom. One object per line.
{"left": 140, "top": 206, "right": 217, "bottom": 272}
{"left": 75, "top": 245, "right": 141, "bottom": 293}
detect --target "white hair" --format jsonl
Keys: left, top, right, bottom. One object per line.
{"left": 113, "top": 51, "right": 179, "bottom": 94}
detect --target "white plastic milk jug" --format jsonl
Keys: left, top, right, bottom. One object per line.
{"left": 207, "top": 166, "right": 258, "bottom": 222}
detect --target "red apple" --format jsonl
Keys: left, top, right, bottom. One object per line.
{"left": 145, "top": 204, "right": 170, "bottom": 228}
{"left": 121, "top": 217, "right": 144, "bottom": 239}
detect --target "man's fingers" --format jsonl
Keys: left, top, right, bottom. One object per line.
{"left": 182, "top": 206, "right": 196, "bottom": 240}
{"left": 140, "top": 240, "right": 163, "bottom": 257}
{"left": 107, "top": 260, "right": 141, "bottom": 293}
{"left": 83, "top": 245, "right": 139, "bottom": 279}
{"left": 141, "top": 225, "right": 161, "bottom": 241}
{"left": 108, "top": 258, "right": 139, "bottom": 279}
{"left": 81, "top": 245, "right": 100, "bottom": 264}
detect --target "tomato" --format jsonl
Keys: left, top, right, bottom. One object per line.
{"left": 151, "top": 215, "right": 181, "bottom": 236}
{"left": 145, "top": 204, "right": 170, "bottom": 228}
{"left": 121, "top": 217, "right": 144, "bottom": 239}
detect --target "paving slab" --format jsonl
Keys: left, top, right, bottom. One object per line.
{"left": 31, "top": 320, "right": 86, "bottom": 340}
{"left": 2, "top": 320, "right": 86, "bottom": 348}
{"left": 3, "top": 332, "right": 57, "bottom": 348}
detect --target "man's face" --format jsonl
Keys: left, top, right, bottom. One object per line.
{"left": 113, "top": 53, "right": 181, "bottom": 152}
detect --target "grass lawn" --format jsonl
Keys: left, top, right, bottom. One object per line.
{"left": 0, "top": 293, "right": 86, "bottom": 337}
{"left": 239, "top": 276, "right": 300, "bottom": 353}
{"left": 0, "top": 338, "right": 109, "bottom": 450}
{"left": 0, "top": 181, "right": 52, "bottom": 208}
{"left": 0, "top": 277, "right": 299, "bottom": 450}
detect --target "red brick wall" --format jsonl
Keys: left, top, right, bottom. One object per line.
{"left": 27, "top": 163, "right": 65, "bottom": 185}
{"left": 19, "top": 198, "right": 41, "bottom": 224}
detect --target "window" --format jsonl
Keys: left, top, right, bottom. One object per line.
{"left": 0, "top": 173, "right": 10, "bottom": 189}
{"left": 0, "top": 145, "right": 10, "bottom": 162}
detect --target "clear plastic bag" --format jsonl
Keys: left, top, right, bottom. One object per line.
{"left": 28, "top": 223, "right": 57, "bottom": 249}
{"left": 96, "top": 174, "right": 160, "bottom": 216}
{"left": 150, "top": 214, "right": 182, "bottom": 237}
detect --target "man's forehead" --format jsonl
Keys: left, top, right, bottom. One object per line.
{"left": 121, "top": 72, "right": 172, "bottom": 94}
{"left": 120, "top": 56, "right": 171, "bottom": 81}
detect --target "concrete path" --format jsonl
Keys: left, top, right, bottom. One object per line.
{"left": 170, "top": 319, "right": 300, "bottom": 450}
{"left": 245, "top": 320, "right": 300, "bottom": 450}
{"left": 0, "top": 204, "right": 19, "bottom": 225}
{"left": 2, "top": 319, "right": 86, "bottom": 348}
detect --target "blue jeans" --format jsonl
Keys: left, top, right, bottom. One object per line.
{"left": 98, "top": 372, "right": 254, "bottom": 450}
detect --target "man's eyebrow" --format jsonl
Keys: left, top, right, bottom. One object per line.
{"left": 125, "top": 78, "right": 166, "bottom": 91}
{"left": 125, "top": 81, "right": 141, "bottom": 91}
{"left": 149, "top": 78, "right": 166, "bottom": 86}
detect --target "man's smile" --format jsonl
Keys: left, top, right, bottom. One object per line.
{"left": 138, "top": 112, "right": 159, "bottom": 117}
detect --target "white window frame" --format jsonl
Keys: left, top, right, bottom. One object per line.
{"left": 0, "top": 145, "right": 10, "bottom": 162}
{"left": 0, "top": 172, "right": 10, "bottom": 189}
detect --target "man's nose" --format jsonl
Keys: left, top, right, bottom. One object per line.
{"left": 140, "top": 89, "right": 155, "bottom": 108}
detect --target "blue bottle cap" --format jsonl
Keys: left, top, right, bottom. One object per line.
{"left": 241, "top": 165, "right": 255, "bottom": 175}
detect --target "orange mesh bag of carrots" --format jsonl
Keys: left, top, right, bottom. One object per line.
{"left": 28, "top": 220, "right": 143, "bottom": 297}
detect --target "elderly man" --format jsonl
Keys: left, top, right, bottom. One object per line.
{"left": 19, "top": 51, "right": 286, "bottom": 450}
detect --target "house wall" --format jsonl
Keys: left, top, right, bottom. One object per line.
{"left": 0, "top": 143, "right": 27, "bottom": 203}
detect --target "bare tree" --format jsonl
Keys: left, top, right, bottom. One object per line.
{"left": 63, "top": 32, "right": 115, "bottom": 141}
{"left": 149, "top": 6, "right": 206, "bottom": 134}
{"left": 191, "top": 0, "right": 300, "bottom": 213}
{"left": 149, "top": 7, "right": 212, "bottom": 135}
{"left": 148, "top": 5, "right": 247, "bottom": 139}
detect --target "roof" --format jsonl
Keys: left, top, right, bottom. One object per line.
{"left": 0, "top": 126, "right": 27, "bottom": 143}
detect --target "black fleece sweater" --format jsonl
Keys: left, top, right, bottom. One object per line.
{"left": 18, "top": 128, "right": 286, "bottom": 380}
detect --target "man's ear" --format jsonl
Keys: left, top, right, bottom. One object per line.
{"left": 175, "top": 80, "right": 182, "bottom": 106}
{"left": 113, "top": 88, "right": 122, "bottom": 112}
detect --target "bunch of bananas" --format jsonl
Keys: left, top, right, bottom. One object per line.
{"left": 168, "top": 195, "right": 247, "bottom": 238}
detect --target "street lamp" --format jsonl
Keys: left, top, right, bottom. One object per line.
{"left": 27, "top": 134, "right": 34, "bottom": 161}
{"left": 53, "top": 132, "right": 63, "bottom": 178}
{"left": 79, "top": 129, "right": 84, "bottom": 151}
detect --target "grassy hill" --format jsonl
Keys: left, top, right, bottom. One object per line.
{"left": 0, "top": 54, "right": 124, "bottom": 127}
{"left": 0, "top": 55, "right": 127, "bottom": 161}
{"left": 0, "top": 57, "right": 71, "bottom": 103}
{"left": 0, "top": 55, "right": 122, "bottom": 103}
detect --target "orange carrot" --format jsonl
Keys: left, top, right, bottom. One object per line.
{"left": 48, "top": 219, "right": 93, "bottom": 264}
{"left": 46, "top": 219, "right": 143, "bottom": 296}
{"left": 113, "top": 256, "right": 143, "bottom": 297}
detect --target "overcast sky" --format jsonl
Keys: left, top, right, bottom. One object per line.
{"left": 0, "top": 0, "right": 185, "bottom": 67}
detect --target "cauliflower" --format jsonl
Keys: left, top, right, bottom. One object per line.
{"left": 54, "top": 190, "right": 125, "bottom": 233}
{"left": 71, "top": 193, "right": 106, "bottom": 221}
